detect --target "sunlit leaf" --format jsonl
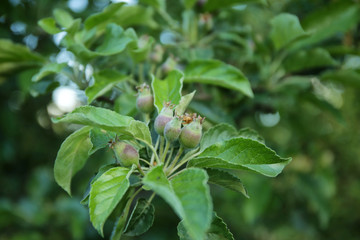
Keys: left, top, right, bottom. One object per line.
{"left": 143, "top": 166, "right": 212, "bottom": 240}
{"left": 85, "top": 69, "right": 128, "bottom": 103}
{"left": 54, "top": 126, "right": 93, "bottom": 195}
{"left": 189, "top": 137, "right": 291, "bottom": 177}
{"left": 89, "top": 167, "right": 131, "bottom": 236}
{"left": 184, "top": 60, "right": 253, "bottom": 97}
{"left": 151, "top": 70, "right": 184, "bottom": 112}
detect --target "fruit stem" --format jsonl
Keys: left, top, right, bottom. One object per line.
{"left": 140, "top": 158, "right": 151, "bottom": 166}
{"left": 137, "top": 163, "right": 146, "bottom": 176}
{"left": 138, "top": 63, "right": 144, "bottom": 83}
{"left": 148, "top": 192, "right": 156, "bottom": 204}
{"left": 150, "top": 136, "right": 160, "bottom": 166}
{"left": 160, "top": 140, "right": 171, "bottom": 164}
{"left": 159, "top": 136, "right": 165, "bottom": 160}
{"left": 164, "top": 146, "right": 174, "bottom": 169}
{"left": 168, "top": 151, "right": 200, "bottom": 176}
{"left": 136, "top": 138, "right": 160, "bottom": 165}
{"left": 166, "top": 146, "right": 184, "bottom": 174}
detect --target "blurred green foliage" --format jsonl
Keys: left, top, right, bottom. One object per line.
{"left": 1, "top": 0, "right": 360, "bottom": 239}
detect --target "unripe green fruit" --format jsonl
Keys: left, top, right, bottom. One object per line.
{"left": 154, "top": 106, "right": 173, "bottom": 136}
{"left": 179, "top": 117, "right": 203, "bottom": 148}
{"left": 164, "top": 117, "right": 182, "bottom": 142}
{"left": 136, "top": 85, "right": 154, "bottom": 113}
{"left": 113, "top": 142, "right": 139, "bottom": 167}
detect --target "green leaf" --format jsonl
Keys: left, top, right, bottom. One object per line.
{"left": 270, "top": 13, "right": 308, "bottom": 50}
{"left": 283, "top": 48, "right": 337, "bottom": 73}
{"left": 67, "top": 24, "right": 134, "bottom": 61}
{"left": 188, "top": 137, "right": 292, "bottom": 177}
{"left": 125, "top": 120, "right": 153, "bottom": 146}
{"left": 114, "top": 92, "right": 137, "bottom": 117}
{"left": 80, "top": 163, "right": 119, "bottom": 205}
{"left": 126, "top": 30, "right": 155, "bottom": 63}
{"left": 114, "top": 5, "right": 158, "bottom": 29}
{"left": 0, "top": 39, "right": 44, "bottom": 75}
{"left": 238, "top": 128, "right": 265, "bottom": 143}
{"left": 52, "top": 106, "right": 133, "bottom": 132}
{"left": 151, "top": 70, "right": 184, "bottom": 112}
{"left": 321, "top": 69, "right": 360, "bottom": 89}
{"left": 178, "top": 212, "right": 234, "bottom": 240}
{"left": 85, "top": 70, "right": 128, "bottom": 103}
{"left": 89, "top": 167, "right": 131, "bottom": 236}
{"left": 89, "top": 128, "right": 116, "bottom": 155}
{"left": 96, "top": 24, "right": 134, "bottom": 55}
{"left": 140, "top": 0, "right": 166, "bottom": 10}
{"left": 182, "top": 0, "right": 197, "bottom": 9}
{"left": 124, "top": 198, "right": 155, "bottom": 236}
{"left": 84, "top": 3, "right": 125, "bottom": 30}
{"left": 85, "top": 3, "right": 157, "bottom": 30}
{"left": 200, "top": 123, "right": 238, "bottom": 152}
{"left": 189, "top": 102, "right": 235, "bottom": 125}
{"left": 32, "top": 63, "right": 66, "bottom": 82}
{"left": 53, "top": 8, "right": 74, "bottom": 28}
{"left": 38, "top": 17, "right": 61, "bottom": 34}
{"left": 206, "top": 169, "right": 249, "bottom": 198}
{"left": 175, "top": 90, "right": 196, "bottom": 116}
{"left": 54, "top": 126, "right": 93, "bottom": 195}
{"left": 110, "top": 189, "right": 134, "bottom": 240}
{"left": 143, "top": 166, "right": 212, "bottom": 240}
{"left": 292, "top": 1, "right": 360, "bottom": 49}
{"left": 204, "top": 0, "right": 265, "bottom": 11}
{"left": 184, "top": 60, "right": 253, "bottom": 97}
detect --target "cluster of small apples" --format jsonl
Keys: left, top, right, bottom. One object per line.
{"left": 154, "top": 103, "right": 204, "bottom": 149}
{"left": 111, "top": 84, "right": 204, "bottom": 169}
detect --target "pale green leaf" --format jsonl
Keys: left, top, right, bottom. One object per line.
{"left": 189, "top": 137, "right": 292, "bottom": 177}
{"left": 125, "top": 120, "right": 153, "bottom": 146}
{"left": 143, "top": 166, "right": 212, "bottom": 240}
{"left": 52, "top": 106, "right": 133, "bottom": 132}
{"left": 54, "top": 126, "right": 93, "bottom": 195}
{"left": 175, "top": 90, "right": 196, "bottom": 116}
{"left": 128, "top": 36, "right": 155, "bottom": 63}
{"left": 89, "top": 167, "right": 131, "bottom": 236}
{"left": 38, "top": 17, "right": 61, "bottom": 34}
{"left": 151, "top": 70, "right": 184, "bottom": 112}
{"left": 53, "top": 8, "right": 74, "bottom": 28}
{"left": 85, "top": 70, "right": 128, "bottom": 103}
{"left": 178, "top": 212, "right": 234, "bottom": 240}
{"left": 206, "top": 169, "right": 249, "bottom": 198}
{"left": 184, "top": 60, "right": 253, "bottom": 97}
{"left": 124, "top": 198, "right": 155, "bottom": 236}
{"left": 270, "top": 13, "right": 308, "bottom": 50}
{"left": 32, "top": 63, "right": 66, "bottom": 82}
